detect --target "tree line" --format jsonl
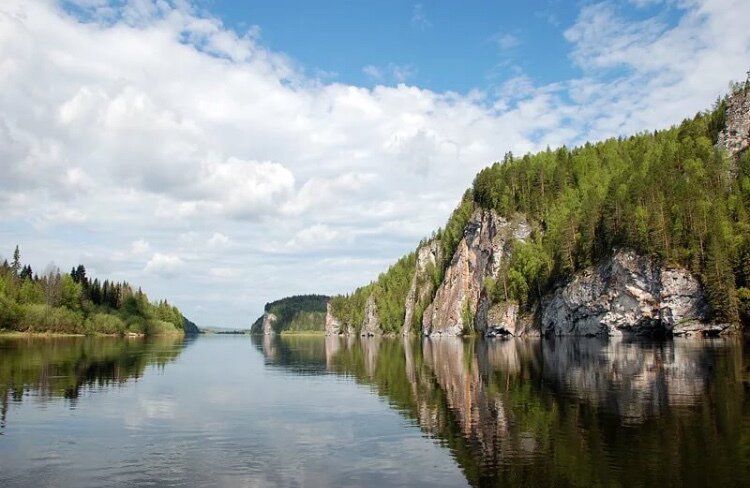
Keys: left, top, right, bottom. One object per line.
{"left": 473, "top": 96, "right": 750, "bottom": 325}
{"left": 0, "top": 246, "right": 186, "bottom": 335}
{"left": 331, "top": 86, "right": 750, "bottom": 331}
{"left": 250, "top": 294, "right": 329, "bottom": 334}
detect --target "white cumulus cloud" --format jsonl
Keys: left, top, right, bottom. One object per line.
{"left": 1, "top": 0, "right": 748, "bottom": 327}
{"left": 145, "top": 253, "right": 184, "bottom": 278}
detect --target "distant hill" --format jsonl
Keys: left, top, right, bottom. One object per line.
{"left": 182, "top": 315, "right": 200, "bottom": 335}
{"left": 250, "top": 295, "right": 329, "bottom": 334}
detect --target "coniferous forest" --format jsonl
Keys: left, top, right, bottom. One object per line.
{"left": 331, "top": 83, "right": 750, "bottom": 332}
{"left": 250, "top": 295, "right": 329, "bottom": 334}
{"left": 0, "top": 246, "right": 190, "bottom": 335}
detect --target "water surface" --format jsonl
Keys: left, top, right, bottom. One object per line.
{"left": 1, "top": 334, "right": 749, "bottom": 487}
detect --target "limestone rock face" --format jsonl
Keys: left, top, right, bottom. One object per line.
{"left": 361, "top": 294, "right": 382, "bottom": 336}
{"left": 541, "top": 250, "right": 726, "bottom": 336}
{"left": 475, "top": 299, "right": 539, "bottom": 337}
{"left": 261, "top": 312, "right": 277, "bottom": 335}
{"left": 717, "top": 86, "right": 750, "bottom": 161}
{"left": 325, "top": 302, "right": 343, "bottom": 336}
{"left": 402, "top": 239, "right": 441, "bottom": 335}
{"left": 423, "top": 209, "right": 530, "bottom": 336}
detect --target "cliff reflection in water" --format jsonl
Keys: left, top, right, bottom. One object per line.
{"left": 0, "top": 335, "right": 188, "bottom": 426}
{"left": 253, "top": 334, "right": 750, "bottom": 487}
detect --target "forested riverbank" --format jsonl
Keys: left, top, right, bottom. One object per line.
{"left": 0, "top": 246, "right": 193, "bottom": 336}
{"left": 328, "top": 80, "right": 750, "bottom": 337}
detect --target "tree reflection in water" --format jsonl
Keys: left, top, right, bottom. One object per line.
{"left": 254, "top": 334, "right": 750, "bottom": 488}
{"left": 0, "top": 335, "right": 189, "bottom": 429}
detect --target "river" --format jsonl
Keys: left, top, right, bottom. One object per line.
{"left": 1, "top": 334, "right": 748, "bottom": 487}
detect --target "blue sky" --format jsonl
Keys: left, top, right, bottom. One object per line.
{"left": 1, "top": 0, "right": 748, "bottom": 327}
{"left": 198, "top": 0, "right": 678, "bottom": 93}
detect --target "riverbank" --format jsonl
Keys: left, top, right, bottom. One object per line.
{"left": 0, "top": 329, "right": 184, "bottom": 338}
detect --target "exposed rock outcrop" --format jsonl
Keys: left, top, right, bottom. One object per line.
{"left": 261, "top": 312, "right": 277, "bottom": 335}
{"left": 325, "top": 302, "right": 345, "bottom": 336}
{"left": 402, "top": 239, "right": 441, "bottom": 335}
{"left": 475, "top": 300, "right": 539, "bottom": 337}
{"left": 718, "top": 84, "right": 750, "bottom": 161}
{"left": 541, "top": 250, "right": 728, "bottom": 336}
{"left": 422, "top": 209, "right": 530, "bottom": 336}
{"left": 361, "top": 294, "right": 382, "bottom": 336}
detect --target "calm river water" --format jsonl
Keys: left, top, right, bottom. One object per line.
{"left": 1, "top": 334, "right": 749, "bottom": 487}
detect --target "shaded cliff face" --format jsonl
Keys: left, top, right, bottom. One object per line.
{"left": 718, "top": 86, "right": 750, "bottom": 161}
{"left": 541, "top": 250, "right": 725, "bottom": 337}
{"left": 262, "top": 312, "right": 277, "bottom": 335}
{"left": 422, "top": 209, "right": 530, "bottom": 336}
{"left": 325, "top": 302, "right": 344, "bottom": 336}
{"left": 327, "top": 217, "right": 719, "bottom": 337}
{"left": 326, "top": 208, "right": 720, "bottom": 337}
{"left": 474, "top": 300, "right": 539, "bottom": 337}
{"left": 402, "top": 239, "right": 441, "bottom": 335}
{"left": 361, "top": 295, "right": 381, "bottom": 336}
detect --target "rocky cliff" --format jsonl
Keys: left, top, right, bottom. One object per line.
{"left": 325, "top": 302, "right": 345, "bottom": 335}
{"left": 402, "top": 239, "right": 441, "bottom": 335}
{"left": 718, "top": 84, "right": 750, "bottom": 160}
{"left": 422, "top": 209, "right": 530, "bottom": 336}
{"left": 325, "top": 83, "right": 748, "bottom": 338}
{"left": 325, "top": 219, "right": 726, "bottom": 337}
{"left": 261, "top": 312, "right": 277, "bottom": 335}
{"left": 542, "top": 250, "right": 733, "bottom": 336}
{"left": 361, "top": 295, "right": 381, "bottom": 336}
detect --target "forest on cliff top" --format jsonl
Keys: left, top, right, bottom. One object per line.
{"left": 331, "top": 85, "right": 750, "bottom": 332}
{"left": 250, "top": 295, "right": 329, "bottom": 334}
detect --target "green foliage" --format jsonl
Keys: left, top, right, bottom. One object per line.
{"left": 505, "top": 239, "right": 552, "bottom": 306}
{"left": 16, "top": 304, "right": 85, "bottom": 334}
{"left": 436, "top": 192, "right": 475, "bottom": 283}
{"left": 18, "top": 278, "right": 44, "bottom": 305}
{"left": 0, "top": 295, "right": 20, "bottom": 330}
{"left": 329, "top": 287, "right": 370, "bottom": 334}
{"left": 472, "top": 101, "right": 747, "bottom": 323}
{"left": 60, "top": 275, "right": 83, "bottom": 311}
{"left": 331, "top": 90, "right": 748, "bottom": 329}
{"left": 250, "top": 295, "right": 329, "bottom": 334}
{"left": 373, "top": 253, "right": 417, "bottom": 333}
{"left": 85, "top": 313, "right": 126, "bottom": 335}
{"left": 461, "top": 298, "right": 474, "bottom": 334}
{"left": 0, "top": 246, "right": 188, "bottom": 335}
{"left": 736, "top": 287, "right": 750, "bottom": 325}
{"left": 330, "top": 252, "right": 418, "bottom": 334}
{"left": 330, "top": 194, "right": 475, "bottom": 334}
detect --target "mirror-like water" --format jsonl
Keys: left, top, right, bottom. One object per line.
{"left": 1, "top": 334, "right": 749, "bottom": 487}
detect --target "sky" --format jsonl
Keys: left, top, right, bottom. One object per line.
{"left": 0, "top": 0, "right": 748, "bottom": 328}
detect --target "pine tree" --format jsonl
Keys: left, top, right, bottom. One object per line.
{"left": 703, "top": 236, "right": 740, "bottom": 323}
{"left": 11, "top": 245, "right": 20, "bottom": 277}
